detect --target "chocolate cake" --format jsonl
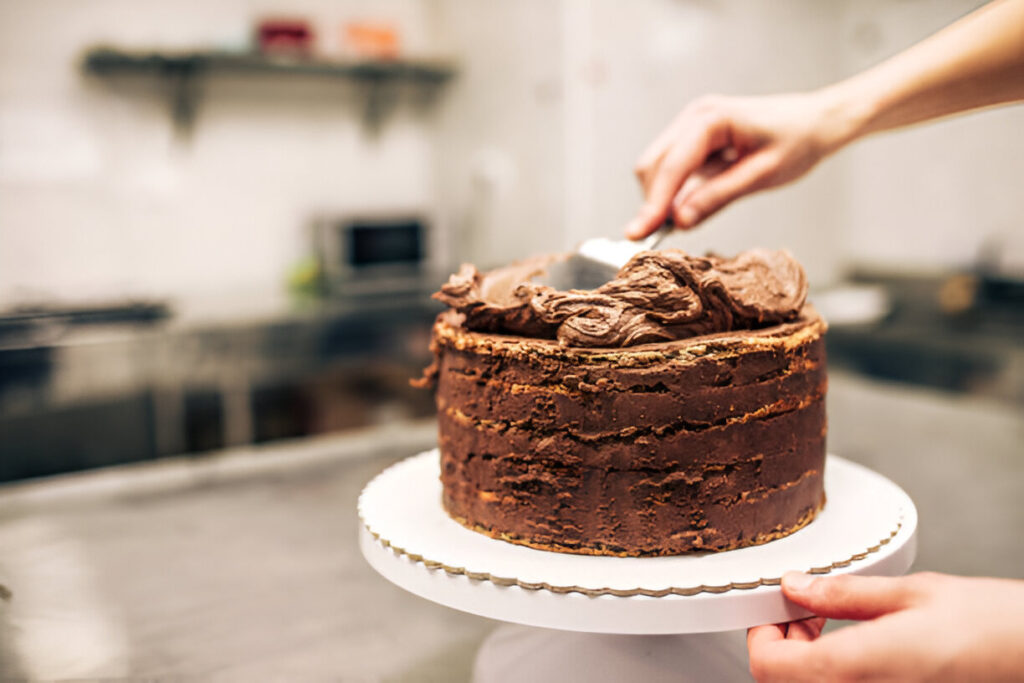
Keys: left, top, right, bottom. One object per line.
{"left": 417, "top": 248, "right": 827, "bottom": 556}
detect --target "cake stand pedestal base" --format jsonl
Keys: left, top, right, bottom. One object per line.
{"left": 473, "top": 625, "right": 749, "bottom": 683}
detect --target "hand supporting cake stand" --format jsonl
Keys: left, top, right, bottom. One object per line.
{"left": 359, "top": 451, "right": 917, "bottom": 682}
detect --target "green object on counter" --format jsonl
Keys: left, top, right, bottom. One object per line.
{"left": 287, "top": 257, "right": 326, "bottom": 299}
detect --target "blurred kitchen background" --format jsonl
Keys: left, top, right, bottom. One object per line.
{"left": 0, "top": 0, "right": 1021, "bottom": 679}
{"left": 2, "top": 0, "right": 1023, "bottom": 476}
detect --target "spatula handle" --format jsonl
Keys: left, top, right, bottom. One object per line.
{"left": 637, "top": 220, "right": 675, "bottom": 252}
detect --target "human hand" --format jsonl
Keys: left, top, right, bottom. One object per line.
{"left": 747, "top": 571, "right": 1024, "bottom": 682}
{"left": 626, "top": 92, "right": 851, "bottom": 239}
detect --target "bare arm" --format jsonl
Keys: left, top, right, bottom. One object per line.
{"left": 831, "top": 0, "right": 1024, "bottom": 143}
{"left": 628, "top": 0, "right": 1024, "bottom": 239}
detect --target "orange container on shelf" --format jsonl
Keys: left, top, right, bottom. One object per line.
{"left": 343, "top": 21, "right": 400, "bottom": 60}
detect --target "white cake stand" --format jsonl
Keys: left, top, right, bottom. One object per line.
{"left": 359, "top": 450, "right": 917, "bottom": 682}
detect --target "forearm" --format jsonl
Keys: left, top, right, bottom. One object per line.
{"left": 818, "top": 0, "right": 1024, "bottom": 151}
{"left": 626, "top": 0, "right": 1024, "bottom": 238}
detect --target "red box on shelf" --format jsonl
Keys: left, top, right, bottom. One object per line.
{"left": 256, "top": 18, "right": 315, "bottom": 56}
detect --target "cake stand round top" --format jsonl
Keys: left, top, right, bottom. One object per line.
{"left": 358, "top": 450, "right": 917, "bottom": 635}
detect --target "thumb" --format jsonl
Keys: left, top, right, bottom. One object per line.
{"left": 781, "top": 572, "right": 916, "bottom": 621}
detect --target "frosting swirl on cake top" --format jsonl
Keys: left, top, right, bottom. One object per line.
{"left": 435, "top": 248, "right": 808, "bottom": 348}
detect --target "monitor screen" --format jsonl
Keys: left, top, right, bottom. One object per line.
{"left": 346, "top": 221, "right": 424, "bottom": 267}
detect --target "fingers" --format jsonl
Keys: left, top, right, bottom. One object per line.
{"left": 786, "top": 617, "right": 827, "bottom": 642}
{"left": 753, "top": 612, "right": 931, "bottom": 683}
{"left": 671, "top": 150, "right": 776, "bottom": 227}
{"left": 750, "top": 574, "right": 930, "bottom": 682}
{"left": 634, "top": 115, "right": 686, "bottom": 189}
{"left": 627, "top": 113, "right": 730, "bottom": 240}
{"left": 747, "top": 624, "right": 819, "bottom": 682}
{"left": 747, "top": 623, "right": 786, "bottom": 650}
{"left": 746, "top": 616, "right": 824, "bottom": 650}
{"left": 781, "top": 572, "right": 917, "bottom": 621}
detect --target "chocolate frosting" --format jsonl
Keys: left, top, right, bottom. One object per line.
{"left": 435, "top": 248, "right": 809, "bottom": 348}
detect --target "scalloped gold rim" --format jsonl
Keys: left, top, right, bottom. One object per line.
{"left": 360, "top": 516, "right": 903, "bottom": 598}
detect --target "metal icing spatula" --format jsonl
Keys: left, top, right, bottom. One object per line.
{"left": 537, "top": 150, "right": 736, "bottom": 291}
{"left": 540, "top": 221, "right": 674, "bottom": 291}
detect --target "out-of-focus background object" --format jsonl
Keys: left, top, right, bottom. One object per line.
{"left": 0, "top": 0, "right": 1021, "bottom": 679}
{"left": 343, "top": 20, "right": 401, "bottom": 59}
{"left": 256, "top": 18, "right": 316, "bottom": 56}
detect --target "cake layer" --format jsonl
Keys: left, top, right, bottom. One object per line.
{"left": 438, "top": 397, "right": 826, "bottom": 555}
{"left": 444, "top": 479, "right": 824, "bottom": 556}
{"left": 433, "top": 324, "right": 827, "bottom": 394}
{"left": 438, "top": 394, "right": 825, "bottom": 471}
{"left": 436, "top": 358, "right": 825, "bottom": 434}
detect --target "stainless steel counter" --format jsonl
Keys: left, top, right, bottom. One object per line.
{"left": 0, "top": 371, "right": 1020, "bottom": 680}
{"left": 0, "top": 290, "right": 443, "bottom": 480}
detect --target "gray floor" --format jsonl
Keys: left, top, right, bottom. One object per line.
{"left": 0, "top": 370, "right": 1020, "bottom": 680}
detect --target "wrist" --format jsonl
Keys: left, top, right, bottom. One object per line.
{"left": 810, "top": 79, "right": 877, "bottom": 155}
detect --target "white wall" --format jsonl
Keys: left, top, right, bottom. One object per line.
{"left": 835, "top": 0, "right": 1024, "bottom": 273}
{"left": 0, "top": 0, "right": 441, "bottom": 306}
{"left": 431, "top": 0, "right": 566, "bottom": 270}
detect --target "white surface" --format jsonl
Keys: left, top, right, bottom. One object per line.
{"left": 810, "top": 285, "right": 891, "bottom": 327}
{"left": 359, "top": 450, "right": 918, "bottom": 634}
{"left": 473, "top": 625, "right": 750, "bottom": 683}
{"left": 577, "top": 236, "right": 647, "bottom": 269}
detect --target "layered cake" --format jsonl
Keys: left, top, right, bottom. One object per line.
{"left": 417, "top": 248, "right": 827, "bottom": 556}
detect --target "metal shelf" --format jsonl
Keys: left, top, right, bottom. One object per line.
{"left": 82, "top": 46, "right": 458, "bottom": 135}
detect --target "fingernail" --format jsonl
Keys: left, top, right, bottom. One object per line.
{"left": 783, "top": 571, "right": 815, "bottom": 592}
{"left": 677, "top": 205, "right": 699, "bottom": 227}
{"left": 625, "top": 219, "right": 644, "bottom": 239}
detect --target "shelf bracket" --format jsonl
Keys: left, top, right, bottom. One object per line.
{"left": 161, "top": 57, "right": 205, "bottom": 138}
